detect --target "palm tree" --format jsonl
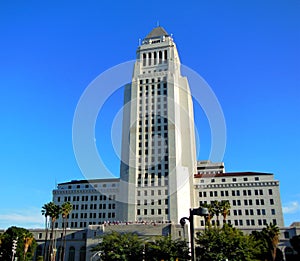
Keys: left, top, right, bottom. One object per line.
{"left": 42, "top": 202, "right": 51, "bottom": 261}
{"left": 201, "top": 203, "right": 215, "bottom": 227}
{"left": 262, "top": 222, "right": 280, "bottom": 261}
{"left": 47, "top": 202, "right": 61, "bottom": 261}
{"left": 212, "top": 201, "right": 221, "bottom": 226}
{"left": 60, "top": 202, "right": 73, "bottom": 261}
{"left": 220, "top": 200, "right": 231, "bottom": 225}
{"left": 23, "top": 231, "right": 34, "bottom": 260}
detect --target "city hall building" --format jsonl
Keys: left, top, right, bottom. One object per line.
{"left": 32, "top": 27, "right": 297, "bottom": 260}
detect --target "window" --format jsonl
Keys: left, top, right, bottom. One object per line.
{"left": 271, "top": 209, "right": 276, "bottom": 215}
{"left": 268, "top": 189, "right": 273, "bottom": 195}
{"left": 270, "top": 199, "right": 274, "bottom": 205}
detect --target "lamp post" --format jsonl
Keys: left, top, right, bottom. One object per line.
{"left": 180, "top": 207, "right": 208, "bottom": 261}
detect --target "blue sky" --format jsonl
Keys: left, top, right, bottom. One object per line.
{"left": 0, "top": 0, "right": 299, "bottom": 228}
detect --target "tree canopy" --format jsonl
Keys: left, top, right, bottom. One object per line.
{"left": 92, "top": 232, "right": 190, "bottom": 261}
{"left": 196, "top": 224, "right": 261, "bottom": 261}
{"left": 93, "top": 231, "right": 144, "bottom": 261}
{"left": 0, "top": 226, "right": 37, "bottom": 261}
{"left": 145, "top": 235, "right": 190, "bottom": 261}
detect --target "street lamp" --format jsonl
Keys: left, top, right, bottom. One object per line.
{"left": 180, "top": 207, "right": 208, "bottom": 261}
{"left": 90, "top": 251, "right": 102, "bottom": 261}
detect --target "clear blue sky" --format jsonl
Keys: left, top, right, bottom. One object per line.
{"left": 0, "top": 0, "right": 299, "bottom": 228}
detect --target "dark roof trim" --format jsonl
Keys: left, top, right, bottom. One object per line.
{"left": 194, "top": 172, "right": 273, "bottom": 178}
{"left": 58, "top": 178, "right": 120, "bottom": 185}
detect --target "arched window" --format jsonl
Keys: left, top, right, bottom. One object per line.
{"left": 159, "top": 51, "right": 162, "bottom": 64}
{"left": 56, "top": 246, "right": 64, "bottom": 261}
{"left": 143, "top": 53, "right": 146, "bottom": 67}
{"left": 154, "top": 52, "right": 157, "bottom": 64}
{"left": 79, "top": 246, "right": 86, "bottom": 261}
{"left": 35, "top": 245, "right": 43, "bottom": 260}
{"left": 148, "top": 53, "right": 152, "bottom": 66}
{"left": 164, "top": 50, "right": 168, "bottom": 61}
{"left": 68, "top": 246, "right": 75, "bottom": 261}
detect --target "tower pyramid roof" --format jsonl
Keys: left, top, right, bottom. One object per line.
{"left": 145, "top": 26, "right": 169, "bottom": 39}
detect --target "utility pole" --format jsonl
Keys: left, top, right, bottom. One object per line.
{"left": 11, "top": 237, "right": 18, "bottom": 261}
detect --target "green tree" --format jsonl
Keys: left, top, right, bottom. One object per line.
{"left": 251, "top": 223, "right": 280, "bottom": 261}
{"left": 23, "top": 231, "right": 34, "bottom": 261}
{"left": 195, "top": 224, "right": 260, "bottom": 261}
{"left": 0, "top": 226, "right": 37, "bottom": 261}
{"left": 60, "top": 202, "right": 73, "bottom": 261}
{"left": 290, "top": 235, "right": 300, "bottom": 258}
{"left": 41, "top": 202, "right": 51, "bottom": 261}
{"left": 200, "top": 202, "right": 215, "bottom": 227}
{"left": 145, "top": 235, "right": 190, "bottom": 261}
{"left": 219, "top": 200, "right": 231, "bottom": 224}
{"left": 92, "top": 231, "right": 144, "bottom": 261}
{"left": 46, "top": 202, "right": 61, "bottom": 261}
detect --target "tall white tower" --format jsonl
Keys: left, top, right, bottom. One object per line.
{"left": 119, "top": 27, "right": 197, "bottom": 223}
